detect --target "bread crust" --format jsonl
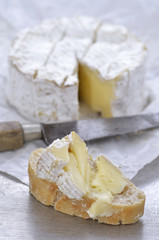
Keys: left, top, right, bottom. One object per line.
{"left": 28, "top": 148, "right": 145, "bottom": 225}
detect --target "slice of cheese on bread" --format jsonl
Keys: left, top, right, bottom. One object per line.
{"left": 28, "top": 132, "right": 145, "bottom": 225}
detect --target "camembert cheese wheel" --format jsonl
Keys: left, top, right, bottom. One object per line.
{"left": 7, "top": 17, "right": 148, "bottom": 123}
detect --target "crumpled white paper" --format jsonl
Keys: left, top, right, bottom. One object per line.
{"left": 0, "top": 0, "right": 159, "bottom": 185}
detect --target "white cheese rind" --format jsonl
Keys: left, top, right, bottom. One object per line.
{"left": 7, "top": 62, "right": 78, "bottom": 122}
{"left": 7, "top": 17, "right": 148, "bottom": 122}
{"left": 9, "top": 20, "right": 66, "bottom": 76}
{"left": 36, "top": 135, "right": 84, "bottom": 200}
{"left": 37, "top": 38, "right": 91, "bottom": 87}
{"left": 112, "top": 63, "right": 149, "bottom": 116}
{"left": 96, "top": 23, "right": 128, "bottom": 43}
{"left": 82, "top": 25, "right": 148, "bottom": 116}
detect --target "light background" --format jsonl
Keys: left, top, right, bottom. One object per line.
{"left": 0, "top": 1, "right": 159, "bottom": 239}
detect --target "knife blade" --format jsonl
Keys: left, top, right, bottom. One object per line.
{"left": 0, "top": 112, "right": 159, "bottom": 152}
{"left": 42, "top": 112, "right": 159, "bottom": 145}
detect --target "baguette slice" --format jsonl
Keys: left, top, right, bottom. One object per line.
{"left": 28, "top": 134, "right": 145, "bottom": 225}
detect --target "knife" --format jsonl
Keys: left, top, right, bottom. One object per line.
{"left": 0, "top": 113, "right": 159, "bottom": 152}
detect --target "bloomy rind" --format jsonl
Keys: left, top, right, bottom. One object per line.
{"left": 8, "top": 17, "right": 148, "bottom": 123}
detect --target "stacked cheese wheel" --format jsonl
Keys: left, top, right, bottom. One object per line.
{"left": 7, "top": 17, "right": 148, "bottom": 123}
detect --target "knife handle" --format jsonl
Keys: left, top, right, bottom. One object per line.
{"left": 0, "top": 122, "right": 24, "bottom": 152}
{"left": 0, "top": 121, "right": 42, "bottom": 152}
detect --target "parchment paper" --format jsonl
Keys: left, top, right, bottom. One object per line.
{"left": 0, "top": 0, "right": 159, "bottom": 185}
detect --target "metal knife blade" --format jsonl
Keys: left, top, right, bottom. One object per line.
{"left": 41, "top": 113, "right": 159, "bottom": 145}
{"left": 1, "top": 113, "right": 159, "bottom": 152}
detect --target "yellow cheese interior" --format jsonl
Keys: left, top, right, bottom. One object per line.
{"left": 88, "top": 199, "right": 114, "bottom": 218}
{"left": 49, "top": 140, "right": 70, "bottom": 162}
{"left": 58, "top": 132, "right": 127, "bottom": 218}
{"left": 64, "top": 132, "right": 91, "bottom": 194}
{"left": 78, "top": 64, "right": 118, "bottom": 118}
{"left": 87, "top": 155, "right": 127, "bottom": 217}
{"left": 90, "top": 156, "right": 127, "bottom": 195}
